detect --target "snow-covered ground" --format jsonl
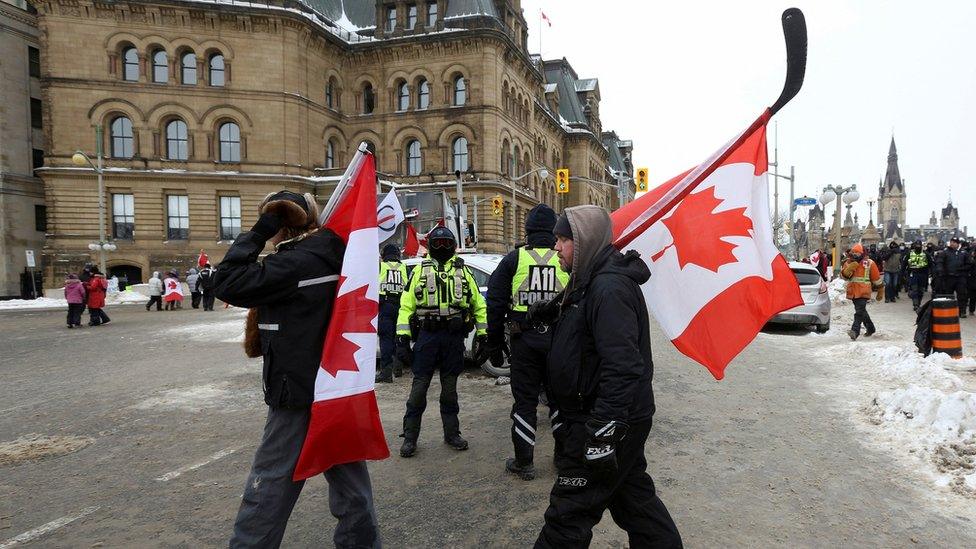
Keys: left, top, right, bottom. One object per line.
{"left": 0, "top": 290, "right": 148, "bottom": 310}
{"left": 808, "top": 286, "right": 976, "bottom": 499}
{"left": 162, "top": 307, "right": 247, "bottom": 343}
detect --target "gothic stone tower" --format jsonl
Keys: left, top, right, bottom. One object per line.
{"left": 877, "top": 137, "right": 907, "bottom": 230}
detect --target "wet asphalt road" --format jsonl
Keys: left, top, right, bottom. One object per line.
{"left": 1, "top": 301, "right": 974, "bottom": 547}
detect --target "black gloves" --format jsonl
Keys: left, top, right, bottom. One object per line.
{"left": 526, "top": 297, "right": 561, "bottom": 327}
{"left": 472, "top": 334, "right": 489, "bottom": 365}
{"left": 488, "top": 340, "right": 509, "bottom": 369}
{"left": 250, "top": 212, "right": 283, "bottom": 241}
{"left": 583, "top": 418, "right": 629, "bottom": 475}
{"left": 395, "top": 335, "right": 413, "bottom": 367}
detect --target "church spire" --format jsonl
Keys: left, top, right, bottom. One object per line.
{"left": 884, "top": 136, "right": 903, "bottom": 193}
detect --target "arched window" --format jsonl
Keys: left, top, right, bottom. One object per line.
{"left": 219, "top": 122, "right": 241, "bottom": 162}
{"left": 325, "top": 139, "right": 335, "bottom": 168}
{"left": 417, "top": 79, "right": 430, "bottom": 110}
{"left": 406, "top": 140, "right": 422, "bottom": 175}
{"left": 326, "top": 79, "right": 335, "bottom": 108}
{"left": 209, "top": 54, "right": 225, "bottom": 87}
{"left": 181, "top": 52, "right": 197, "bottom": 85}
{"left": 513, "top": 146, "right": 521, "bottom": 177}
{"left": 110, "top": 116, "right": 134, "bottom": 158}
{"left": 122, "top": 47, "right": 139, "bottom": 81}
{"left": 452, "top": 75, "right": 466, "bottom": 106}
{"left": 452, "top": 137, "right": 468, "bottom": 172}
{"left": 151, "top": 49, "right": 168, "bottom": 83}
{"left": 363, "top": 83, "right": 375, "bottom": 114}
{"left": 500, "top": 139, "right": 509, "bottom": 175}
{"left": 165, "top": 119, "right": 188, "bottom": 160}
{"left": 397, "top": 81, "right": 410, "bottom": 111}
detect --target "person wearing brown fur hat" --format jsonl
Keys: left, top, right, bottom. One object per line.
{"left": 215, "top": 190, "right": 381, "bottom": 548}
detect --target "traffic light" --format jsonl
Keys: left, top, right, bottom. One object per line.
{"left": 556, "top": 168, "right": 570, "bottom": 194}
{"left": 636, "top": 167, "right": 649, "bottom": 193}
{"left": 491, "top": 195, "right": 504, "bottom": 216}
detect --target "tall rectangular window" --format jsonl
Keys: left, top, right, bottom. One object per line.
{"left": 30, "top": 98, "right": 42, "bottom": 129}
{"left": 220, "top": 196, "right": 241, "bottom": 240}
{"left": 32, "top": 148, "right": 44, "bottom": 171}
{"left": 112, "top": 193, "right": 135, "bottom": 240}
{"left": 167, "top": 195, "right": 189, "bottom": 240}
{"left": 386, "top": 7, "right": 396, "bottom": 32}
{"left": 427, "top": 2, "right": 437, "bottom": 27}
{"left": 35, "top": 205, "right": 47, "bottom": 232}
{"left": 407, "top": 6, "right": 417, "bottom": 30}
{"left": 28, "top": 46, "right": 40, "bottom": 77}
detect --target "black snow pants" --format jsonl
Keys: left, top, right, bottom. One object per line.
{"left": 535, "top": 418, "right": 682, "bottom": 548}
{"left": 402, "top": 329, "right": 464, "bottom": 442}
{"left": 67, "top": 303, "right": 84, "bottom": 326}
{"left": 146, "top": 295, "right": 162, "bottom": 311}
{"left": 202, "top": 292, "right": 216, "bottom": 311}
{"left": 509, "top": 327, "right": 554, "bottom": 466}
{"left": 943, "top": 275, "right": 968, "bottom": 315}
{"left": 851, "top": 297, "right": 875, "bottom": 336}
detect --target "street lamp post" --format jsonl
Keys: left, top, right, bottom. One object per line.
{"left": 819, "top": 184, "right": 860, "bottom": 274}
{"left": 72, "top": 125, "right": 116, "bottom": 275}
{"left": 509, "top": 167, "right": 549, "bottom": 248}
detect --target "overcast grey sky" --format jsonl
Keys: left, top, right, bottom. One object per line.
{"left": 522, "top": 0, "right": 975, "bottom": 231}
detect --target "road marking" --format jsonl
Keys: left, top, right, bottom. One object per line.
{"left": 0, "top": 506, "right": 99, "bottom": 548}
{"left": 155, "top": 446, "right": 242, "bottom": 482}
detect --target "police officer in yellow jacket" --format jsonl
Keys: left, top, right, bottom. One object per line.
{"left": 377, "top": 243, "right": 409, "bottom": 383}
{"left": 486, "top": 204, "right": 568, "bottom": 480}
{"left": 396, "top": 226, "right": 487, "bottom": 457}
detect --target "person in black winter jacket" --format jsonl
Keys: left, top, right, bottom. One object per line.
{"left": 529, "top": 205, "right": 681, "bottom": 548}
{"left": 214, "top": 190, "right": 380, "bottom": 548}
{"left": 486, "top": 204, "right": 568, "bottom": 481}
{"left": 935, "top": 237, "right": 972, "bottom": 317}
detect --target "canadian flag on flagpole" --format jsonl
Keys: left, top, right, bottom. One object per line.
{"left": 612, "top": 120, "right": 801, "bottom": 379}
{"left": 611, "top": 8, "right": 809, "bottom": 380}
{"left": 541, "top": 10, "right": 552, "bottom": 27}
{"left": 404, "top": 222, "right": 419, "bottom": 258}
{"left": 293, "top": 145, "right": 390, "bottom": 481}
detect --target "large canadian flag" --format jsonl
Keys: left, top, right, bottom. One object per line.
{"left": 293, "top": 149, "right": 390, "bottom": 481}
{"left": 611, "top": 115, "right": 802, "bottom": 380}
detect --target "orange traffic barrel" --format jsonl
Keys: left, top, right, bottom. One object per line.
{"left": 931, "top": 297, "right": 963, "bottom": 358}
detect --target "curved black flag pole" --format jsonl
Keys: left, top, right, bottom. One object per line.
{"left": 615, "top": 8, "right": 808, "bottom": 249}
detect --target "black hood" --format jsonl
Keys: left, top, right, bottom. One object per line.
{"left": 590, "top": 247, "right": 651, "bottom": 286}
{"left": 525, "top": 204, "right": 557, "bottom": 248}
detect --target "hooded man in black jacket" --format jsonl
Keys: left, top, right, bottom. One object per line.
{"left": 529, "top": 205, "right": 681, "bottom": 548}
{"left": 215, "top": 191, "right": 380, "bottom": 549}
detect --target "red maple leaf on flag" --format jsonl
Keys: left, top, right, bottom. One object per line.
{"left": 656, "top": 187, "right": 753, "bottom": 272}
{"left": 320, "top": 282, "right": 377, "bottom": 377}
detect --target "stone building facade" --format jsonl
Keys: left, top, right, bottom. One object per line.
{"left": 33, "top": 0, "right": 630, "bottom": 284}
{"left": 0, "top": 0, "right": 47, "bottom": 297}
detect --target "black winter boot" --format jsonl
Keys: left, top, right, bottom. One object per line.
{"left": 505, "top": 457, "right": 535, "bottom": 480}
{"left": 393, "top": 357, "right": 404, "bottom": 378}
{"left": 399, "top": 439, "right": 417, "bottom": 458}
{"left": 375, "top": 365, "right": 393, "bottom": 383}
{"left": 442, "top": 415, "right": 468, "bottom": 450}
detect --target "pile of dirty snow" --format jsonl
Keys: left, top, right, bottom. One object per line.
{"left": 848, "top": 342, "right": 976, "bottom": 495}
{"left": 828, "top": 277, "right": 849, "bottom": 306}
{"left": 0, "top": 289, "right": 147, "bottom": 310}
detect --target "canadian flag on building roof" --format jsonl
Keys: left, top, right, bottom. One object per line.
{"left": 293, "top": 146, "right": 390, "bottom": 481}
{"left": 541, "top": 10, "right": 552, "bottom": 27}
{"left": 611, "top": 117, "right": 802, "bottom": 380}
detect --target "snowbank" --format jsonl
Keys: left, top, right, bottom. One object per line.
{"left": 828, "top": 277, "right": 848, "bottom": 306}
{"left": 0, "top": 289, "right": 148, "bottom": 310}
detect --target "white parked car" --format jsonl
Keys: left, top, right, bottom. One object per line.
{"left": 397, "top": 253, "right": 509, "bottom": 377}
{"left": 768, "top": 261, "right": 831, "bottom": 333}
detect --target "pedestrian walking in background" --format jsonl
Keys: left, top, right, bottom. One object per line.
{"left": 934, "top": 237, "right": 971, "bottom": 317}
{"left": 812, "top": 248, "right": 829, "bottom": 280}
{"left": 376, "top": 243, "right": 408, "bottom": 383}
{"left": 163, "top": 270, "right": 184, "bottom": 311}
{"left": 198, "top": 263, "right": 217, "bottom": 311}
{"left": 841, "top": 244, "right": 883, "bottom": 340}
{"left": 880, "top": 241, "right": 903, "bottom": 302}
{"left": 84, "top": 267, "right": 111, "bottom": 326}
{"left": 485, "top": 204, "right": 568, "bottom": 481}
{"left": 146, "top": 271, "right": 163, "bottom": 311}
{"left": 187, "top": 268, "right": 201, "bottom": 309}
{"left": 214, "top": 190, "right": 380, "bottom": 548}
{"left": 64, "top": 273, "right": 86, "bottom": 328}
{"left": 906, "top": 241, "right": 930, "bottom": 311}
{"left": 396, "top": 226, "right": 488, "bottom": 458}
{"left": 531, "top": 205, "right": 682, "bottom": 548}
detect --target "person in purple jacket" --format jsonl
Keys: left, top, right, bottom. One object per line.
{"left": 64, "top": 274, "right": 86, "bottom": 328}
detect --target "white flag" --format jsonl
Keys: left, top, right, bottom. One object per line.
{"left": 376, "top": 189, "right": 405, "bottom": 244}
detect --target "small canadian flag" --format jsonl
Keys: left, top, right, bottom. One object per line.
{"left": 293, "top": 148, "right": 390, "bottom": 481}
{"left": 541, "top": 10, "right": 552, "bottom": 27}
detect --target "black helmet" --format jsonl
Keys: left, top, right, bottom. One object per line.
{"left": 427, "top": 226, "right": 457, "bottom": 262}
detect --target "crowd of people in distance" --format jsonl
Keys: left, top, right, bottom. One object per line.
{"left": 144, "top": 263, "right": 217, "bottom": 312}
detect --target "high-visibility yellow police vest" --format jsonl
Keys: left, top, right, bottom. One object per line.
{"left": 510, "top": 247, "right": 569, "bottom": 312}
{"left": 379, "top": 260, "right": 408, "bottom": 296}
